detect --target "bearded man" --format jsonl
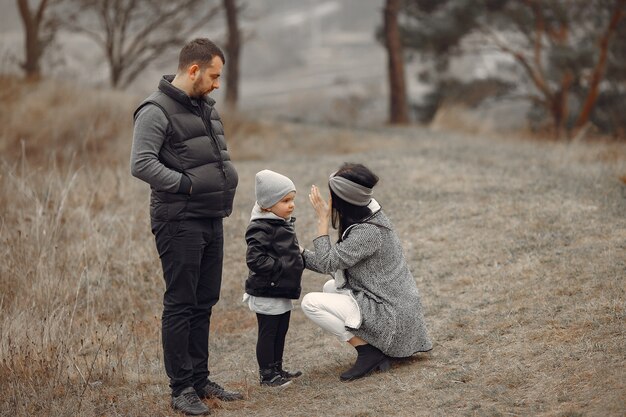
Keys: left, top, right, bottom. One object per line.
{"left": 131, "top": 38, "right": 241, "bottom": 416}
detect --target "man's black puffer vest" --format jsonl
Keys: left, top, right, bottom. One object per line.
{"left": 134, "top": 75, "right": 238, "bottom": 222}
{"left": 245, "top": 218, "right": 304, "bottom": 299}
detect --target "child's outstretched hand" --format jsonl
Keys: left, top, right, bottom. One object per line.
{"left": 309, "top": 185, "right": 331, "bottom": 236}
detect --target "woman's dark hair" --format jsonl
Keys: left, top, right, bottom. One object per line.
{"left": 330, "top": 163, "right": 379, "bottom": 240}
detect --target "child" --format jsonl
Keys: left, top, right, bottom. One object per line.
{"left": 243, "top": 169, "right": 305, "bottom": 387}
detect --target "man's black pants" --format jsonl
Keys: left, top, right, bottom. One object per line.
{"left": 152, "top": 218, "right": 223, "bottom": 396}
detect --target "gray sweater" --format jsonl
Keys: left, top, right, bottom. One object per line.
{"left": 303, "top": 209, "right": 432, "bottom": 357}
{"left": 130, "top": 104, "right": 185, "bottom": 193}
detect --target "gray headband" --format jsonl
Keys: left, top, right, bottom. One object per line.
{"left": 328, "top": 174, "right": 373, "bottom": 206}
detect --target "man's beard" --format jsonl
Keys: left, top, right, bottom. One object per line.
{"left": 190, "top": 77, "right": 207, "bottom": 99}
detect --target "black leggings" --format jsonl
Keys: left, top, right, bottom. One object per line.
{"left": 256, "top": 311, "right": 291, "bottom": 369}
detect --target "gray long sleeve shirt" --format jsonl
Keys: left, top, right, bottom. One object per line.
{"left": 130, "top": 104, "right": 184, "bottom": 192}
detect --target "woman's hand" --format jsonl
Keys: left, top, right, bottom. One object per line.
{"left": 309, "top": 185, "right": 331, "bottom": 237}
{"left": 309, "top": 185, "right": 331, "bottom": 218}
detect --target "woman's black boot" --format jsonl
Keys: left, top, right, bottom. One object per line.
{"left": 274, "top": 361, "right": 302, "bottom": 379}
{"left": 340, "top": 344, "right": 391, "bottom": 381}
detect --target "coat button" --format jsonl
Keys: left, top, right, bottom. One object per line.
{"left": 270, "top": 282, "right": 275, "bottom": 286}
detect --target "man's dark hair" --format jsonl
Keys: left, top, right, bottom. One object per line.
{"left": 329, "top": 163, "right": 379, "bottom": 240}
{"left": 178, "top": 38, "right": 225, "bottom": 71}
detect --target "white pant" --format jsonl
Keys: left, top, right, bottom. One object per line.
{"left": 301, "top": 279, "right": 360, "bottom": 342}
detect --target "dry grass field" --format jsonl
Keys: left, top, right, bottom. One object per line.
{"left": 1, "top": 77, "right": 624, "bottom": 417}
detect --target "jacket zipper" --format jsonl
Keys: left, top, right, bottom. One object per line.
{"left": 200, "top": 104, "right": 226, "bottom": 177}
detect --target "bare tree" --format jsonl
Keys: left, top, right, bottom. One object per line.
{"left": 573, "top": 0, "right": 626, "bottom": 135}
{"left": 383, "top": 0, "right": 409, "bottom": 124}
{"left": 483, "top": 0, "right": 626, "bottom": 138}
{"left": 400, "top": 0, "right": 626, "bottom": 139}
{"left": 222, "top": 0, "right": 242, "bottom": 111}
{"left": 60, "top": 0, "right": 221, "bottom": 88}
{"left": 483, "top": 8, "right": 575, "bottom": 138}
{"left": 17, "top": 0, "right": 57, "bottom": 80}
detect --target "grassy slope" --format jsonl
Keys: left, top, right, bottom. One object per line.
{"left": 0, "top": 79, "right": 624, "bottom": 417}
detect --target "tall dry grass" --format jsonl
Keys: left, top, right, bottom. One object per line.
{"left": 0, "top": 76, "right": 168, "bottom": 416}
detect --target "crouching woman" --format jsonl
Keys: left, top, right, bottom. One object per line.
{"left": 301, "top": 163, "right": 432, "bottom": 381}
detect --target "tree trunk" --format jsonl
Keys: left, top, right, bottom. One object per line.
{"left": 223, "top": 0, "right": 240, "bottom": 111}
{"left": 384, "top": 0, "right": 409, "bottom": 124}
{"left": 17, "top": 0, "right": 49, "bottom": 80}
{"left": 573, "top": 0, "right": 626, "bottom": 134}
{"left": 550, "top": 71, "right": 573, "bottom": 139}
{"left": 111, "top": 63, "right": 122, "bottom": 88}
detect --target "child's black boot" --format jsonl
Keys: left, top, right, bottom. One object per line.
{"left": 259, "top": 367, "right": 292, "bottom": 387}
{"left": 274, "top": 361, "right": 302, "bottom": 380}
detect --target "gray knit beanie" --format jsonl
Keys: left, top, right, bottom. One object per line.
{"left": 255, "top": 169, "right": 296, "bottom": 209}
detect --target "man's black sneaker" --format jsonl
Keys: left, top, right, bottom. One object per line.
{"left": 171, "top": 387, "right": 210, "bottom": 415}
{"left": 196, "top": 379, "right": 244, "bottom": 401}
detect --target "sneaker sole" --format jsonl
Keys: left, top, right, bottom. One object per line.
{"left": 260, "top": 379, "right": 293, "bottom": 389}
{"left": 171, "top": 404, "right": 210, "bottom": 416}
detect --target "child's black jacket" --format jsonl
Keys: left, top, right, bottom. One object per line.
{"left": 245, "top": 218, "right": 304, "bottom": 299}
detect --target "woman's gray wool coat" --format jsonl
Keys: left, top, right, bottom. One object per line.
{"left": 303, "top": 210, "right": 432, "bottom": 357}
